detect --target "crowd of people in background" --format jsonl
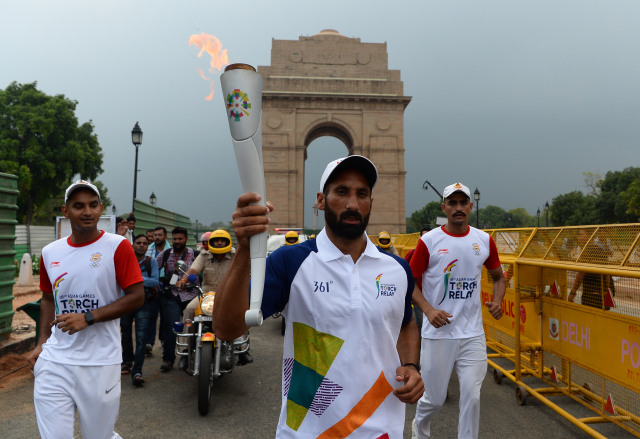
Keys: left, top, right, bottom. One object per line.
{"left": 113, "top": 217, "right": 250, "bottom": 384}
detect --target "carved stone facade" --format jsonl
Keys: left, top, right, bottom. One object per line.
{"left": 257, "top": 30, "right": 411, "bottom": 234}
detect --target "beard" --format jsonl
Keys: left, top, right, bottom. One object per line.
{"left": 173, "top": 242, "right": 186, "bottom": 252}
{"left": 324, "top": 204, "right": 370, "bottom": 240}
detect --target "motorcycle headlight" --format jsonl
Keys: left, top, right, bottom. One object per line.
{"left": 200, "top": 295, "right": 215, "bottom": 316}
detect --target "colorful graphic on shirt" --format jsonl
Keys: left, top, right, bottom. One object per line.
{"left": 53, "top": 272, "right": 68, "bottom": 315}
{"left": 472, "top": 243, "right": 480, "bottom": 255}
{"left": 284, "top": 322, "right": 344, "bottom": 431}
{"left": 225, "top": 88, "right": 251, "bottom": 121}
{"left": 375, "top": 274, "right": 397, "bottom": 299}
{"left": 317, "top": 371, "right": 393, "bottom": 439}
{"left": 438, "top": 259, "right": 458, "bottom": 305}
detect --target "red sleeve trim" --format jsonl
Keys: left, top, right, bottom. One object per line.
{"left": 484, "top": 236, "right": 501, "bottom": 270}
{"left": 39, "top": 254, "right": 53, "bottom": 294}
{"left": 114, "top": 240, "right": 144, "bottom": 289}
{"left": 409, "top": 239, "right": 430, "bottom": 290}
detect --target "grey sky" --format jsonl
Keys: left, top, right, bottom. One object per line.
{"left": 3, "top": 1, "right": 639, "bottom": 229}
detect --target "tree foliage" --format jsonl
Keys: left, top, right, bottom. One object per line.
{"left": 0, "top": 81, "right": 104, "bottom": 224}
{"left": 594, "top": 167, "right": 640, "bottom": 224}
{"left": 621, "top": 176, "right": 640, "bottom": 221}
{"left": 550, "top": 191, "right": 597, "bottom": 226}
{"left": 408, "top": 201, "right": 443, "bottom": 231}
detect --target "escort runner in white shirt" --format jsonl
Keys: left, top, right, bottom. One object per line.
{"left": 409, "top": 182, "right": 506, "bottom": 439}
{"left": 27, "top": 180, "right": 144, "bottom": 439}
{"left": 214, "top": 156, "right": 424, "bottom": 438}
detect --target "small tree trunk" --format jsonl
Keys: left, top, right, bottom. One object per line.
{"left": 25, "top": 193, "right": 34, "bottom": 226}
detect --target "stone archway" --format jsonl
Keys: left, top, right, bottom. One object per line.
{"left": 258, "top": 29, "right": 411, "bottom": 234}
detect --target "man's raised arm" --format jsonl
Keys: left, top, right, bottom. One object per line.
{"left": 213, "top": 193, "right": 272, "bottom": 340}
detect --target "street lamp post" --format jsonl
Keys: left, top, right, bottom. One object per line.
{"left": 112, "top": 205, "right": 116, "bottom": 215}
{"left": 544, "top": 201, "right": 549, "bottom": 227}
{"left": 131, "top": 122, "right": 143, "bottom": 212}
{"left": 195, "top": 220, "right": 199, "bottom": 243}
{"left": 423, "top": 180, "right": 443, "bottom": 199}
{"left": 537, "top": 207, "right": 540, "bottom": 227}
{"left": 473, "top": 187, "right": 480, "bottom": 228}
{"left": 149, "top": 192, "right": 157, "bottom": 206}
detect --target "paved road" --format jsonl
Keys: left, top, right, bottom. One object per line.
{"left": 0, "top": 317, "right": 635, "bottom": 438}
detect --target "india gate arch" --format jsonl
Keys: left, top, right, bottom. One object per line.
{"left": 257, "top": 29, "right": 411, "bottom": 234}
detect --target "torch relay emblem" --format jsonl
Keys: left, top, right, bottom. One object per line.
{"left": 226, "top": 88, "right": 252, "bottom": 121}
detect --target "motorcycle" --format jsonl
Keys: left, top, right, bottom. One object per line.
{"left": 172, "top": 260, "right": 250, "bottom": 415}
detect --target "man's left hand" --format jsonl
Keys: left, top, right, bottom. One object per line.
{"left": 393, "top": 366, "right": 424, "bottom": 404}
{"left": 51, "top": 313, "right": 89, "bottom": 335}
{"left": 484, "top": 301, "right": 503, "bottom": 320}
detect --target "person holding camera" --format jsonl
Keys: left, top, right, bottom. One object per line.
{"left": 155, "top": 226, "right": 197, "bottom": 372}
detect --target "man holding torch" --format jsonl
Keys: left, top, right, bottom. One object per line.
{"left": 214, "top": 155, "right": 423, "bottom": 438}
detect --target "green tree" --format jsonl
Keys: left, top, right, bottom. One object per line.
{"left": 409, "top": 201, "right": 443, "bottom": 231}
{"left": 594, "top": 167, "right": 640, "bottom": 224}
{"left": 621, "top": 176, "right": 640, "bottom": 221}
{"left": 479, "top": 205, "right": 509, "bottom": 228}
{"left": 0, "top": 81, "right": 103, "bottom": 224}
{"left": 582, "top": 171, "right": 602, "bottom": 196}
{"left": 506, "top": 207, "right": 534, "bottom": 227}
{"left": 550, "top": 191, "right": 596, "bottom": 226}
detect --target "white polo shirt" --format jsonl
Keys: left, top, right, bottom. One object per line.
{"left": 261, "top": 229, "right": 413, "bottom": 439}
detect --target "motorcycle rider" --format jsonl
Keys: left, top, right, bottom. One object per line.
{"left": 199, "top": 231, "right": 212, "bottom": 253}
{"left": 377, "top": 230, "right": 400, "bottom": 256}
{"left": 284, "top": 230, "right": 299, "bottom": 245}
{"left": 177, "top": 229, "right": 253, "bottom": 367}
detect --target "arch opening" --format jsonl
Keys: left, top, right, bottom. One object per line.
{"left": 304, "top": 123, "right": 353, "bottom": 159}
{"left": 304, "top": 136, "right": 348, "bottom": 231}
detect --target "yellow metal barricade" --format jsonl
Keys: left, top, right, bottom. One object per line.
{"left": 391, "top": 232, "right": 420, "bottom": 258}
{"left": 482, "top": 225, "right": 640, "bottom": 438}
{"left": 396, "top": 224, "right": 640, "bottom": 437}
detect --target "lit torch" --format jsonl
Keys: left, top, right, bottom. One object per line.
{"left": 220, "top": 64, "right": 266, "bottom": 327}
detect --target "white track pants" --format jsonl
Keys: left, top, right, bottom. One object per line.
{"left": 413, "top": 335, "right": 487, "bottom": 439}
{"left": 34, "top": 357, "right": 123, "bottom": 439}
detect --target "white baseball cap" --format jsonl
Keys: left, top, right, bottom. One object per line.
{"left": 64, "top": 180, "right": 101, "bottom": 203}
{"left": 319, "top": 155, "right": 378, "bottom": 192}
{"left": 442, "top": 182, "right": 471, "bottom": 200}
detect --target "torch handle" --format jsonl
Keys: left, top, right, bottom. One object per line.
{"left": 246, "top": 257, "right": 265, "bottom": 326}
{"left": 232, "top": 135, "right": 267, "bottom": 327}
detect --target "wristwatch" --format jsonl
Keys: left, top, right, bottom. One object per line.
{"left": 403, "top": 362, "right": 421, "bottom": 373}
{"left": 84, "top": 311, "right": 95, "bottom": 326}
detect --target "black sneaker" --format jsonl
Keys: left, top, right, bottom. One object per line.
{"left": 178, "top": 357, "right": 188, "bottom": 371}
{"left": 160, "top": 361, "right": 173, "bottom": 372}
{"left": 145, "top": 344, "right": 153, "bottom": 356}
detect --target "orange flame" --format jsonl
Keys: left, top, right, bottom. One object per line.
{"left": 189, "top": 33, "right": 229, "bottom": 101}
